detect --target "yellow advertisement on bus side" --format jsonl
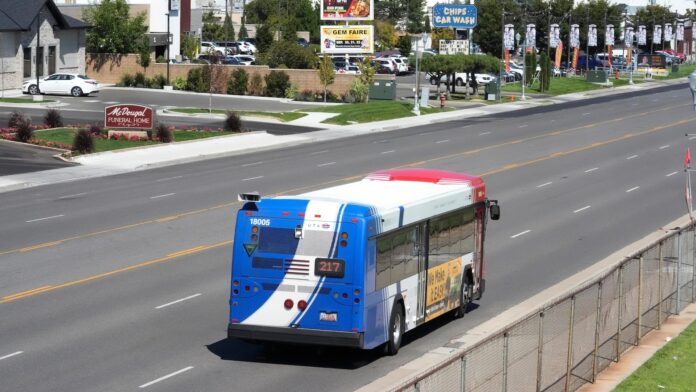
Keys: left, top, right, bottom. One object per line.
{"left": 425, "top": 257, "right": 463, "bottom": 322}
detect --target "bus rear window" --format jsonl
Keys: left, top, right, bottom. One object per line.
{"left": 258, "top": 227, "right": 297, "bottom": 254}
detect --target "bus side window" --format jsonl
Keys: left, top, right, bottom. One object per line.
{"left": 376, "top": 237, "right": 392, "bottom": 290}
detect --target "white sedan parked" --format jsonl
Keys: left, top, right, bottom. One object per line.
{"left": 23, "top": 73, "right": 100, "bottom": 97}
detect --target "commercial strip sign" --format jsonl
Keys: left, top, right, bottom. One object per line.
{"left": 320, "top": 0, "right": 373, "bottom": 21}
{"left": 104, "top": 104, "right": 153, "bottom": 129}
{"left": 320, "top": 25, "right": 374, "bottom": 54}
{"left": 439, "top": 40, "right": 469, "bottom": 55}
{"left": 431, "top": 4, "right": 477, "bottom": 29}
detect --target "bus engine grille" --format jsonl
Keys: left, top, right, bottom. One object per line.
{"left": 284, "top": 259, "right": 310, "bottom": 277}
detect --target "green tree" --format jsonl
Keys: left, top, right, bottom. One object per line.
{"left": 376, "top": 0, "right": 406, "bottom": 24}
{"left": 136, "top": 36, "right": 151, "bottom": 72}
{"left": 397, "top": 36, "right": 412, "bottom": 57}
{"left": 423, "top": 15, "right": 432, "bottom": 33}
{"left": 406, "top": 0, "right": 426, "bottom": 33}
{"left": 256, "top": 24, "right": 274, "bottom": 54}
{"left": 539, "top": 51, "right": 551, "bottom": 92}
{"left": 473, "top": 0, "right": 519, "bottom": 56}
{"left": 375, "top": 20, "right": 397, "bottom": 52}
{"left": 525, "top": 52, "right": 536, "bottom": 87}
{"left": 238, "top": 23, "right": 249, "bottom": 40}
{"left": 181, "top": 33, "right": 200, "bottom": 60}
{"left": 202, "top": 11, "right": 223, "bottom": 42}
{"left": 633, "top": 4, "right": 674, "bottom": 51}
{"left": 83, "top": 0, "right": 147, "bottom": 53}
{"left": 265, "top": 41, "right": 317, "bottom": 69}
{"left": 223, "top": 13, "right": 235, "bottom": 42}
{"left": 357, "top": 58, "right": 378, "bottom": 102}
{"left": 318, "top": 56, "right": 335, "bottom": 102}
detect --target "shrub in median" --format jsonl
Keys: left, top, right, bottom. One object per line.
{"left": 247, "top": 74, "right": 264, "bottom": 96}
{"left": 73, "top": 129, "right": 95, "bottom": 154}
{"left": 44, "top": 109, "right": 64, "bottom": 128}
{"left": 186, "top": 67, "right": 211, "bottom": 93}
{"left": 225, "top": 111, "right": 242, "bottom": 132}
{"left": 89, "top": 124, "right": 103, "bottom": 136}
{"left": 228, "top": 68, "right": 249, "bottom": 95}
{"left": 8, "top": 111, "right": 28, "bottom": 128}
{"left": 15, "top": 119, "right": 33, "bottom": 142}
{"left": 264, "top": 70, "right": 290, "bottom": 98}
{"left": 156, "top": 123, "right": 173, "bottom": 143}
{"left": 149, "top": 74, "right": 167, "bottom": 89}
{"left": 134, "top": 72, "right": 147, "bottom": 88}
{"left": 120, "top": 73, "right": 135, "bottom": 87}
{"left": 172, "top": 76, "right": 187, "bottom": 90}
{"left": 349, "top": 80, "right": 369, "bottom": 103}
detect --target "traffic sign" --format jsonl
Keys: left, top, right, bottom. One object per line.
{"left": 431, "top": 4, "right": 477, "bottom": 29}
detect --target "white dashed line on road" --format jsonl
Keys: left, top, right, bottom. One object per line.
{"left": 242, "top": 176, "right": 264, "bottom": 181}
{"left": 241, "top": 161, "right": 263, "bottom": 167}
{"left": 478, "top": 131, "right": 491, "bottom": 136}
{"left": 659, "top": 145, "right": 670, "bottom": 150}
{"left": 536, "top": 182, "right": 552, "bottom": 188}
{"left": 627, "top": 155, "right": 638, "bottom": 160}
{"left": 139, "top": 366, "right": 194, "bottom": 388}
{"left": 83, "top": 100, "right": 99, "bottom": 103}
{"left": 573, "top": 206, "right": 591, "bottom": 214}
{"left": 585, "top": 167, "right": 599, "bottom": 173}
{"left": 626, "top": 186, "right": 640, "bottom": 193}
{"left": 150, "top": 193, "right": 175, "bottom": 199}
{"left": 26, "top": 214, "right": 64, "bottom": 223}
{"left": 435, "top": 139, "right": 449, "bottom": 144}
{"left": 156, "top": 175, "right": 183, "bottom": 182}
{"left": 57, "top": 192, "right": 87, "bottom": 200}
{"left": 519, "top": 124, "right": 528, "bottom": 128}
{"left": 582, "top": 112, "right": 591, "bottom": 116}
{"left": 381, "top": 150, "right": 395, "bottom": 154}
{"left": 317, "top": 162, "right": 336, "bottom": 167}
{"left": 104, "top": 101, "right": 119, "bottom": 104}
{"left": 155, "top": 293, "right": 201, "bottom": 309}
{"left": 667, "top": 171, "right": 679, "bottom": 177}
{"left": 689, "top": 136, "right": 696, "bottom": 141}
{"left": 510, "top": 230, "right": 531, "bottom": 239}
{"left": 310, "top": 150, "right": 328, "bottom": 155}
{"left": 0, "top": 351, "right": 23, "bottom": 362}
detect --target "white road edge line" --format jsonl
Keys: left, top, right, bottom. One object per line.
{"left": 155, "top": 293, "right": 202, "bottom": 309}
{"left": 478, "top": 131, "right": 491, "bottom": 136}
{"left": 242, "top": 176, "right": 264, "bottom": 181}
{"left": 689, "top": 136, "right": 696, "bottom": 141}
{"left": 381, "top": 150, "right": 395, "bottom": 154}
{"left": 626, "top": 186, "right": 640, "bottom": 193}
{"left": 666, "top": 171, "right": 679, "bottom": 177}
{"left": 536, "top": 182, "right": 552, "bottom": 188}
{"left": 139, "top": 366, "right": 194, "bottom": 388}
{"left": 150, "top": 193, "right": 175, "bottom": 199}
{"left": 573, "top": 205, "right": 591, "bottom": 214}
{"left": 0, "top": 351, "right": 23, "bottom": 361}
{"left": 435, "top": 139, "right": 449, "bottom": 144}
{"left": 26, "top": 214, "right": 64, "bottom": 223}
{"left": 510, "top": 230, "right": 531, "bottom": 239}
{"left": 626, "top": 155, "right": 638, "bottom": 160}
{"left": 310, "top": 150, "right": 328, "bottom": 155}
{"left": 241, "top": 161, "right": 263, "bottom": 167}
{"left": 156, "top": 175, "right": 183, "bottom": 182}
{"left": 317, "top": 162, "right": 336, "bottom": 167}
{"left": 659, "top": 145, "right": 670, "bottom": 150}
{"left": 57, "top": 192, "right": 87, "bottom": 199}
{"left": 585, "top": 167, "right": 599, "bottom": 173}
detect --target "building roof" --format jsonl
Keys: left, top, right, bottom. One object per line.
{"left": 0, "top": 0, "right": 88, "bottom": 32}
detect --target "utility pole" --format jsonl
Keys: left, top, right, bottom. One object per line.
{"left": 166, "top": 0, "right": 171, "bottom": 85}
{"left": 586, "top": 7, "right": 590, "bottom": 74}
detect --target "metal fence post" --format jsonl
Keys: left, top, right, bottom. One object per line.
{"left": 677, "top": 231, "right": 683, "bottom": 313}
{"left": 616, "top": 264, "right": 624, "bottom": 362}
{"left": 536, "top": 311, "right": 544, "bottom": 392}
{"left": 592, "top": 282, "right": 602, "bottom": 383}
{"left": 503, "top": 332, "right": 509, "bottom": 392}
{"left": 460, "top": 356, "right": 466, "bottom": 392}
{"left": 658, "top": 241, "right": 663, "bottom": 330}
{"left": 565, "top": 296, "right": 576, "bottom": 392}
{"left": 637, "top": 256, "right": 643, "bottom": 344}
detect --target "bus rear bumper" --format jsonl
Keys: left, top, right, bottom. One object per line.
{"left": 228, "top": 323, "right": 364, "bottom": 348}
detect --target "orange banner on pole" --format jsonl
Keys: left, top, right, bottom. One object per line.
{"left": 626, "top": 48, "right": 632, "bottom": 68}
{"left": 607, "top": 45, "right": 613, "bottom": 66}
{"left": 571, "top": 47, "right": 579, "bottom": 69}
{"left": 504, "top": 50, "right": 510, "bottom": 72}
{"left": 555, "top": 41, "right": 563, "bottom": 69}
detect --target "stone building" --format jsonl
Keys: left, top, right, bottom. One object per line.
{"left": 0, "top": 0, "right": 88, "bottom": 91}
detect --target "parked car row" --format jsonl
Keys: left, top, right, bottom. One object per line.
{"left": 196, "top": 54, "right": 256, "bottom": 65}
{"left": 201, "top": 40, "right": 256, "bottom": 56}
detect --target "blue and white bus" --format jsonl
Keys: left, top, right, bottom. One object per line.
{"left": 228, "top": 168, "right": 500, "bottom": 354}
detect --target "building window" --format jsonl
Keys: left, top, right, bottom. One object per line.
{"left": 48, "top": 46, "right": 56, "bottom": 75}
{"left": 23, "top": 47, "right": 31, "bottom": 78}
{"left": 37, "top": 47, "right": 44, "bottom": 77}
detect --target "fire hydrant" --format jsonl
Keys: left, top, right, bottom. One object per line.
{"left": 439, "top": 93, "right": 446, "bottom": 108}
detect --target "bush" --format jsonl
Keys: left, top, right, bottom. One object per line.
{"left": 73, "top": 129, "right": 94, "bottom": 154}
{"left": 156, "top": 55, "right": 166, "bottom": 63}
{"left": 8, "top": 111, "right": 28, "bottom": 128}
{"left": 295, "top": 89, "right": 314, "bottom": 102}
{"left": 15, "top": 119, "right": 33, "bottom": 142}
{"left": 172, "top": 76, "right": 186, "bottom": 90}
{"left": 89, "top": 124, "right": 103, "bottom": 136}
{"left": 265, "top": 41, "right": 318, "bottom": 69}
{"left": 225, "top": 111, "right": 243, "bottom": 131}
{"left": 349, "top": 79, "right": 369, "bottom": 103}
{"left": 227, "top": 68, "right": 249, "bottom": 95}
{"left": 44, "top": 109, "right": 63, "bottom": 128}
{"left": 264, "top": 70, "right": 290, "bottom": 98}
{"left": 120, "top": 73, "right": 135, "bottom": 87}
{"left": 134, "top": 72, "right": 147, "bottom": 87}
{"left": 149, "top": 74, "right": 167, "bottom": 89}
{"left": 156, "top": 123, "right": 173, "bottom": 143}
{"left": 247, "top": 73, "right": 264, "bottom": 96}
{"left": 285, "top": 84, "right": 299, "bottom": 100}
{"left": 186, "top": 67, "right": 211, "bottom": 93}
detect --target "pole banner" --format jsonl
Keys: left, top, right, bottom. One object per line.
{"left": 572, "top": 47, "right": 579, "bottom": 69}
{"left": 638, "top": 25, "right": 647, "bottom": 45}
{"left": 588, "top": 24, "right": 597, "bottom": 47}
{"left": 605, "top": 24, "right": 615, "bottom": 46}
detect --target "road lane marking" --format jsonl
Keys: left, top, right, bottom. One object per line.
{"left": 626, "top": 155, "right": 638, "bottom": 160}
{"left": 104, "top": 101, "right": 119, "bottom": 104}
{"left": 689, "top": 136, "right": 696, "bottom": 140}
{"left": 317, "top": 162, "right": 336, "bottom": 167}
{"left": 0, "top": 241, "right": 231, "bottom": 304}
{"left": 659, "top": 145, "right": 670, "bottom": 150}
{"left": 139, "top": 366, "right": 194, "bottom": 388}
{"left": 155, "top": 176, "right": 183, "bottom": 182}
{"left": 418, "top": 131, "right": 433, "bottom": 136}
{"left": 0, "top": 351, "right": 23, "bottom": 361}
{"left": 242, "top": 176, "right": 264, "bottom": 181}
{"left": 241, "top": 161, "right": 263, "bottom": 167}
{"left": 479, "top": 131, "right": 491, "bottom": 136}
{"left": 510, "top": 230, "right": 531, "bottom": 239}
{"left": 626, "top": 186, "right": 640, "bottom": 193}
{"left": 57, "top": 192, "right": 87, "bottom": 200}
{"left": 667, "top": 171, "right": 679, "bottom": 177}
{"left": 435, "top": 139, "right": 449, "bottom": 144}
{"left": 26, "top": 214, "right": 64, "bottom": 223}
{"left": 20, "top": 241, "right": 62, "bottom": 252}
{"left": 536, "top": 182, "right": 552, "bottom": 188}
{"left": 310, "top": 150, "right": 328, "bottom": 155}
{"left": 381, "top": 150, "right": 395, "bottom": 154}
{"left": 582, "top": 112, "right": 591, "bottom": 116}
{"left": 519, "top": 124, "right": 528, "bottom": 128}
{"left": 150, "top": 193, "right": 175, "bottom": 199}
{"left": 573, "top": 205, "right": 591, "bottom": 214}
{"left": 155, "top": 293, "right": 201, "bottom": 309}
{"left": 585, "top": 168, "right": 599, "bottom": 173}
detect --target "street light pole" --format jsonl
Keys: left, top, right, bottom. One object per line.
{"left": 166, "top": 0, "right": 171, "bottom": 85}
{"left": 413, "top": 33, "right": 428, "bottom": 115}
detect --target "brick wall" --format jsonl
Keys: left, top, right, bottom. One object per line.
{"left": 86, "top": 53, "right": 394, "bottom": 96}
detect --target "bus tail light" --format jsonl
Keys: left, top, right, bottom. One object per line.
{"left": 232, "top": 280, "right": 239, "bottom": 286}
{"left": 297, "top": 300, "right": 307, "bottom": 311}
{"left": 284, "top": 299, "right": 294, "bottom": 309}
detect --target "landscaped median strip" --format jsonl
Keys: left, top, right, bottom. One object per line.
{"left": 0, "top": 240, "right": 232, "bottom": 304}
{"left": 166, "top": 108, "right": 307, "bottom": 122}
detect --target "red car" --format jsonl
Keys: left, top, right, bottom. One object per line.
{"left": 661, "top": 48, "right": 685, "bottom": 63}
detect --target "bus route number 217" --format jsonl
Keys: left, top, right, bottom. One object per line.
{"left": 315, "top": 258, "right": 345, "bottom": 278}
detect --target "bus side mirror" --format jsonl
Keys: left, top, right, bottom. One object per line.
{"left": 489, "top": 201, "right": 500, "bottom": 220}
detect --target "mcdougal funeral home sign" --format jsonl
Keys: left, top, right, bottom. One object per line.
{"left": 104, "top": 104, "right": 153, "bottom": 129}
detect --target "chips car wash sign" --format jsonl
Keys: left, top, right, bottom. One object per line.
{"left": 104, "top": 104, "right": 153, "bottom": 129}
{"left": 431, "top": 4, "right": 477, "bottom": 29}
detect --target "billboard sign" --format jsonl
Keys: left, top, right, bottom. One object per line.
{"left": 637, "top": 53, "right": 667, "bottom": 68}
{"left": 431, "top": 4, "right": 477, "bottom": 29}
{"left": 105, "top": 104, "right": 153, "bottom": 129}
{"left": 321, "top": 0, "right": 373, "bottom": 21}
{"left": 320, "top": 25, "right": 374, "bottom": 54}
{"left": 439, "top": 40, "right": 469, "bottom": 55}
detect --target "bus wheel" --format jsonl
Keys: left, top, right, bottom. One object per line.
{"left": 454, "top": 284, "right": 473, "bottom": 319}
{"left": 384, "top": 302, "right": 404, "bottom": 356}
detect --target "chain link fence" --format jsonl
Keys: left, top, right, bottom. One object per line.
{"left": 392, "top": 220, "right": 696, "bottom": 392}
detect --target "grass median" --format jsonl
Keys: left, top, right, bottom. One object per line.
{"left": 502, "top": 76, "right": 639, "bottom": 96}
{"left": 168, "top": 108, "right": 306, "bottom": 122}
{"left": 304, "top": 101, "right": 452, "bottom": 125}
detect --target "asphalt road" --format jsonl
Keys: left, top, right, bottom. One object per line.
{"left": 0, "top": 83, "right": 692, "bottom": 392}
{"left": 0, "top": 141, "right": 75, "bottom": 175}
